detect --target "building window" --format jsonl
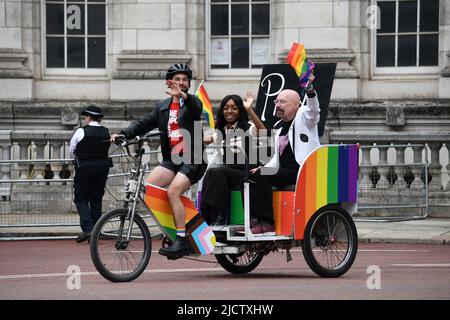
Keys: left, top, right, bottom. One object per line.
{"left": 210, "top": 0, "right": 270, "bottom": 70}
{"left": 375, "top": 0, "right": 439, "bottom": 69}
{"left": 45, "top": 0, "right": 106, "bottom": 71}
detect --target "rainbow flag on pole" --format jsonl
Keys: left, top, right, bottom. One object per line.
{"left": 286, "top": 42, "right": 315, "bottom": 88}
{"left": 195, "top": 81, "right": 215, "bottom": 128}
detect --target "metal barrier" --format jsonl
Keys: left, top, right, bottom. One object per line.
{"left": 0, "top": 150, "right": 160, "bottom": 230}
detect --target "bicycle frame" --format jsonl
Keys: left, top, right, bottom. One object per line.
{"left": 117, "top": 134, "right": 216, "bottom": 254}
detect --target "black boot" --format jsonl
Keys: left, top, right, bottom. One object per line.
{"left": 158, "top": 236, "right": 190, "bottom": 259}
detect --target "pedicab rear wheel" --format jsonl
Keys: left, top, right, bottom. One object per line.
{"left": 215, "top": 251, "right": 264, "bottom": 274}
{"left": 302, "top": 206, "right": 358, "bottom": 278}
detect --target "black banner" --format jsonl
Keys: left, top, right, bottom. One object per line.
{"left": 255, "top": 63, "right": 337, "bottom": 137}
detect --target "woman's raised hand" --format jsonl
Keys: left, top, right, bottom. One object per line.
{"left": 243, "top": 91, "right": 255, "bottom": 112}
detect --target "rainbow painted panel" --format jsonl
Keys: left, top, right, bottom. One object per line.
{"left": 144, "top": 184, "right": 216, "bottom": 255}
{"left": 294, "top": 144, "right": 359, "bottom": 239}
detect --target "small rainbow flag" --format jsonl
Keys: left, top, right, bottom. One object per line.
{"left": 195, "top": 82, "right": 215, "bottom": 128}
{"left": 286, "top": 42, "right": 315, "bottom": 88}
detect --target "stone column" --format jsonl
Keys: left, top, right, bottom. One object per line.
{"left": 376, "top": 145, "right": 390, "bottom": 189}
{"left": 50, "top": 142, "right": 63, "bottom": 182}
{"left": 0, "top": 141, "right": 12, "bottom": 199}
{"left": 17, "top": 141, "right": 30, "bottom": 179}
{"left": 428, "top": 142, "right": 442, "bottom": 190}
{"left": 33, "top": 141, "right": 47, "bottom": 180}
{"left": 410, "top": 145, "right": 425, "bottom": 189}
{"left": 446, "top": 143, "right": 450, "bottom": 190}
{"left": 394, "top": 146, "right": 407, "bottom": 189}
{"left": 359, "top": 144, "right": 372, "bottom": 189}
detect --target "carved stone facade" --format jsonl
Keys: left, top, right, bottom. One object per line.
{"left": 0, "top": 0, "right": 449, "bottom": 219}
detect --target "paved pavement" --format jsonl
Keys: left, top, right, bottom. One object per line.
{"left": 355, "top": 218, "right": 450, "bottom": 245}
{"left": 1, "top": 216, "right": 450, "bottom": 244}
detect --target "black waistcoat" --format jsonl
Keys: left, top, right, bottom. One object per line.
{"left": 76, "top": 125, "right": 110, "bottom": 160}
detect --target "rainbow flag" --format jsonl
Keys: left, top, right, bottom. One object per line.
{"left": 144, "top": 184, "right": 216, "bottom": 254}
{"left": 286, "top": 42, "right": 315, "bottom": 88}
{"left": 195, "top": 82, "right": 215, "bottom": 128}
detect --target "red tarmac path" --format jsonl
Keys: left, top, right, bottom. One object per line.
{"left": 0, "top": 240, "right": 449, "bottom": 300}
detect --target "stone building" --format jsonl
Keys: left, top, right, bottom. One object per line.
{"left": 0, "top": 0, "right": 449, "bottom": 218}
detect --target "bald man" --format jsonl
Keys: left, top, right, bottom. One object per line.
{"left": 247, "top": 77, "right": 320, "bottom": 235}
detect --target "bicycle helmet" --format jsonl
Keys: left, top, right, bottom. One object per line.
{"left": 166, "top": 63, "right": 193, "bottom": 81}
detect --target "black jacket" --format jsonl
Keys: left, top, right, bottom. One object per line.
{"left": 121, "top": 94, "right": 205, "bottom": 164}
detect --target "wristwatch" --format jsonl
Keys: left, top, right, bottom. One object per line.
{"left": 306, "top": 83, "right": 316, "bottom": 98}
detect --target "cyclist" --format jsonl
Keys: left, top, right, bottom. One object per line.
{"left": 111, "top": 64, "right": 206, "bottom": 259}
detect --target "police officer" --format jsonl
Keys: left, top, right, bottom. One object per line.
{"left": 69, "top": 105, "right": 111, "bottom": 243}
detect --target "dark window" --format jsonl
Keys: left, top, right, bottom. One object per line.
{"left": 376, "top": 0, "right": 439, "bottom": 68}
{"left": 378, "top": 2, "right": 396, "bottom": 33}
{"left": 67, "top": 37, "right": 85, "bottom": 68}
{"left": 252, "top": 4, "right": 270, "bottom": 35}
{"left": 231, "top": 5, "right": 249, "bottom": 35}
{"left": 46, "top": 37, "right": 64, "bottom": 68}
{"left": 46, "top": 4, "right": 64, "bottom": 35}
{"left": 377, "top": 36, "right": 395, "bottom": 67}
{"left": 419, "top": 34, "right": 439, "bottom": 66}
{"left": 211, "top": 5, "right": 228, "bottom": 36}
{"left": 66, "top": 4, "right": 85, "bottom": 35}
{"left": 398, "top": 1, "right": 417, "bottom": 33}
{"left": 88, "top": 5, "right": 105, "bottom": 35}
{"left": 231, "top": 38, "right": 249, "bottom": 68}
{"left": 88, "top": 38, "right": 106, "bottom": 68}
{"left": 210, "top": 0, "right": 270, "bottom": 70}
{"left": 420, "top": 0, "right": 439, "bottom": 32}
{"left": 45, "top": 0, "right": 106, "bottom": 70}
{"left": 398, "top": 35, "right": 417, "bottom": 66}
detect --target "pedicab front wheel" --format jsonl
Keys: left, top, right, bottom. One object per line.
{"left": 215, "top": 251, "right": 264, "bottom": 274}
{"left": 302, "top": 206, "right": 358, "bottom": 278}
{"left": 90, "top": 208, "right": 152, "bottom": 282}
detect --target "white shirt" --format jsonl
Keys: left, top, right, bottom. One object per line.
{"left": 264, "top": 94, "right": 320, "bottom": 170}
{"left": 69, "top": 121, "right": 101, "bottom": 158}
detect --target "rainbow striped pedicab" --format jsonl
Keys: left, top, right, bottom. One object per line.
{"left": 90, "top": 133, "right": 359, "bottom": 282}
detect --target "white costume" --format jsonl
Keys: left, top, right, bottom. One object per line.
{"left": 264, "top": 94, "right": 320, "bottom": 169}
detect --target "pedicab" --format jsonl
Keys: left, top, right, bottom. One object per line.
{"left": 89, "top": 133, "right": 359, "bottom": 282}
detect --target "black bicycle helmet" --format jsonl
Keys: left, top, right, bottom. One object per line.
{"left": 166, "top": 63, "right": 193, "bottom": 81}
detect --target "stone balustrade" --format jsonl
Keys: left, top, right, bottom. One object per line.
{"left": 330, "top": 131, "right": 450, "bottom": 217}
{"left": 1, "top": 126, "right": 449, "bottom": 217}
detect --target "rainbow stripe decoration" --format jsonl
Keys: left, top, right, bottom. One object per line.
{"left": 293, "top": 144, "right": 359, "bottom": 239}
{"left": 286, "top": 42, "right": 315, "bottom": 88}
{"left": 144, "top": 184, "right": 216, "bottom": 255}
{"left": 195, "top": 81, "right": 215, "bottom": 128}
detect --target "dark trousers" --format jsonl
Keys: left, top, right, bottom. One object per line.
{"left": 73, "top": 159, "right": 110, "bottom": 232}
{"left": 252, "top": 168, "right": 298, "bottom": 225}
{"left": 200, "top": 166, "right": 283, "bottom": 225}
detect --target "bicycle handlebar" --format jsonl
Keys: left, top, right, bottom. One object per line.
{"left": 114, "top": 131, "right": 161, "bottom": 147}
